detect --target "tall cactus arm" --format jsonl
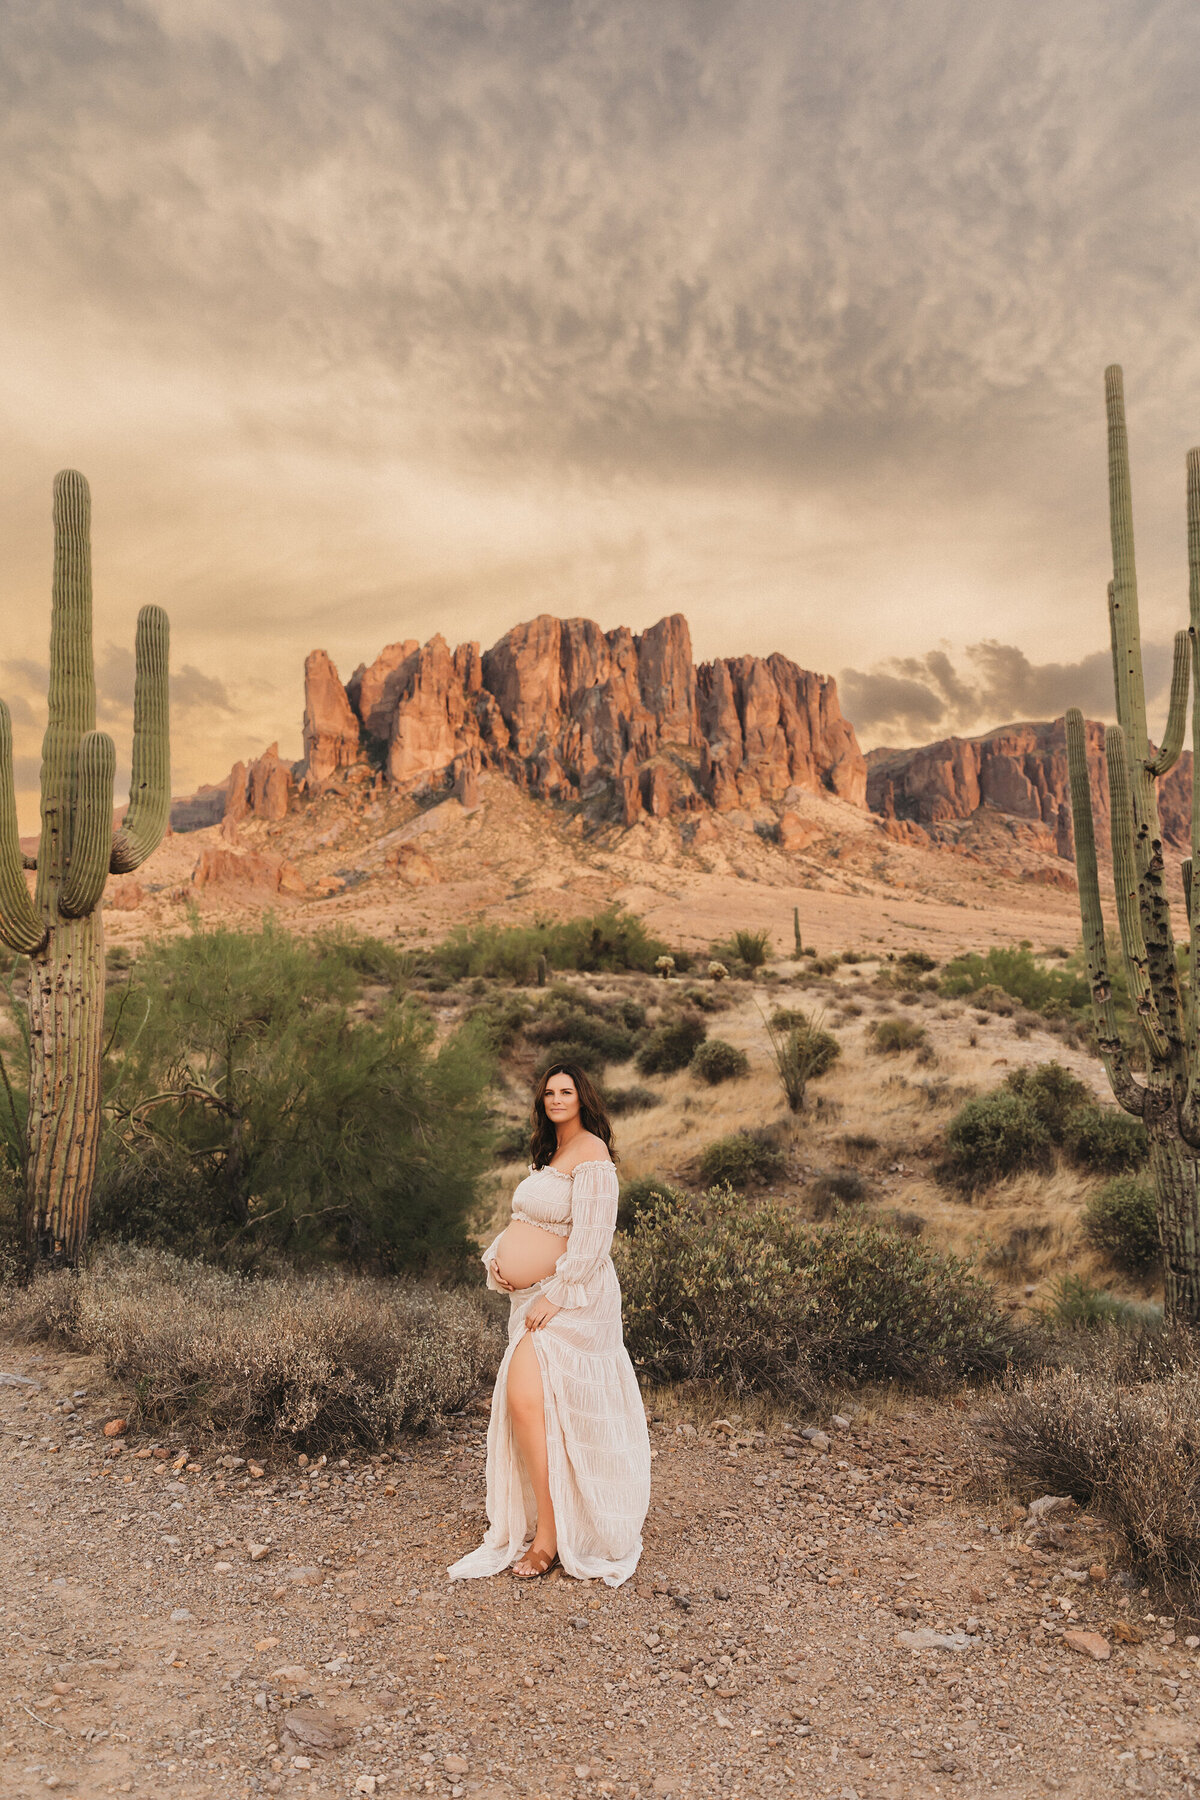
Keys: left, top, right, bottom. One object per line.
{"left": 1181, "top": 448, "right": 1200, "bottom": 1142}
{"left": 0, "top": 700, "right": 48, "bottom": 955}
{"left": 1185, "top": 859, "right": 1194, "bottom": 928}
{"left": 36, "top": 471, "right": 96, "bottom": 905}
{"left": 110, "top": 604, "right": 170, "bottom": 874}
{"left": 60, "top": 731, "right": 116, "bottom": 919}
{"left": 1065, "top": 710, "right": 1146, "bottom": 1115}
{"left": 1106, "top": 366, "right": 1151, "bottom": 763}
{"left": 1148, "top": 629, "right": 1192, "bottom": 776}
{"left": 1106, "top": 724, "right": 1169, "bottom": 1065}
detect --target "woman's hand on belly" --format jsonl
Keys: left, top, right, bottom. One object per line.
{"left": 488, "top": 1257, "right": 518, "bottom": 1293}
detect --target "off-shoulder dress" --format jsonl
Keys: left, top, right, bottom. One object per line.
{"left": 446, "top": 1158, "right": 651, "bottom": 1588}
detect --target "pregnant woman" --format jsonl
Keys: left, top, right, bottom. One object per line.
{"left": 447, "top": 1060, "right": 651, "bottom": 1585}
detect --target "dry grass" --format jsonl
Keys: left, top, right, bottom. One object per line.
{"left": 482, "top": 970, "right": 1160, "bottom": 1312}
{"left": 1, "top": 1246, "right": 502, "bottom": 1450}
{"left": 979, "top": 1331, "right": 1200, "bottom": 1605}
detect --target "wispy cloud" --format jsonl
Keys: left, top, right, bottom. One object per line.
{"left": 842, "top": 638, "right": 1174, "bottom": 743}
{"left": 1, "top": 2, "right": 1200, "bottom": 816}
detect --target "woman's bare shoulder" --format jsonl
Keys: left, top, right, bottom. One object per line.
{"left": 563, "top": 1132, "right": 613, "bottom": 1172}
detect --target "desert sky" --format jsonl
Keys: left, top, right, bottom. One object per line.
{"left": 3, "top": 0, "right": 1200, "bottom": 821}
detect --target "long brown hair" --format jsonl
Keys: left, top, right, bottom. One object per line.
{"left": 529, "top": 1061, "right": 616, "bottom": 1169}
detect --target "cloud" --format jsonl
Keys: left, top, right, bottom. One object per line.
{"left": 841, "top": 638, "right": 1174, "bottom": 743}
{"left": 172, "top": 664, "right": 234, "bottom": 713}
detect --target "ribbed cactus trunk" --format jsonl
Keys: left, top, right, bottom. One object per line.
{"left": 0, "top": 473, "right": 170, "bottom": 1266}
{"left": 1065, "top": 368, "right": 1200, "bottom": 1324}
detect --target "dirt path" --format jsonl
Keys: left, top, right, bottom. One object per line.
{"left": 1, "top": 1342, "right": 1195, "bottom": 1800}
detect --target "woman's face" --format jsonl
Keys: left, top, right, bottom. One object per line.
{"left": 543, "top": 1072, "right": 581, "bottom": 1127}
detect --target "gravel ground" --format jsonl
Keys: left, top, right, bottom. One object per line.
{"left": 2, "top": 1341, "right": 1197, "bottom": 1800}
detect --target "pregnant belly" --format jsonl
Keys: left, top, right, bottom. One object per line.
{"left": 494, "top": 1219, "right": 568, "bottom": 1290}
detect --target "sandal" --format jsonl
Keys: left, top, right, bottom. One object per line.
{"left": 512, "top": 1545, "right": 560, "bottom": 1580}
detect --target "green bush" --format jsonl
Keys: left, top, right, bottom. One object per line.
{"left": 526, "top": 996, "right": 638, "bottom": 1064}
{"left": 690, "top": 1039, "right": 750, "bottom": 1085}
{"left": 635, "top": 1012, "right": 708, "bottom": 1075}
{"left": 615, "top": 1175, "right": 686, "bottom": 1235}
{"left": 617, "top": 1186, "right": 1035, "bottom": 1396}
{"left": 1002, "top": 1062, "right": 1091, "bottom": 1135}
{"left": 97, "top": 919, "right": 494, "bottom": 1272}
{"left": 807, "top": 1169, "right": 867, "bottom": 1219}
{"left": 1064, "top": 1105, "right": 1149, "bottom": 1174}
{"left": 712, "top": 928, "right": 772, "bottom": 968}
{"left": 531, "top": 1039, "right": 607, "bottom": 1079}
{"left": 939, "top": 944, "right": 1090, "bottom": 1014}
{"left": 942, "top": 1090, "right": 1052, "bottom": 1193}
{"left": 431, "top": 906, "right": 669, "bottom": 983}
{"left": 764, "top": 1008, "right": 840, "bottom": 1112}
{"left": 697, "top": 1129, "right": 786, "bottom": 1189}
{"left": 1082, "top": 1178, "right": 1160, "bottom": 1272}
{"left": 870, "top": 1017, "right": 928, "bottom": 1054}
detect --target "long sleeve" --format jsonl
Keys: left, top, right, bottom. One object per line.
{"left": 481, "top": 1228, "right": 506, "bottom": 1292}
{"left": 542, "top": 1160, "right": 618, "bottom": 1310}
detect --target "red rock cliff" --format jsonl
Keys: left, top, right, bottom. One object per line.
{"left": 868, "top": 718, "right": 1192, "bottom": 857}
{"left": 291, "top": 611, "right": 865, "bottom": 826}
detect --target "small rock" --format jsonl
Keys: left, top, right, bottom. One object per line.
{"left": 248, "top": 1543, "right": 271, "bottom": 1562}
{"left": 214, "top": 1561, "right": 233, "bottom": 1574}
{"left": 807, "top": 1430, "right": 831, "bottom": 1453}
{"left": 896, "top": 1628, "right": 978, "bottom": 1652}
{"left": 291, "top": 1756, "right": 312, "bottom": 1772}
{"left": 1064, "top": 1630, "right": 1110, "bottom": 1661}
{"left": 713, "top": 1585, "right": 730, "bottom": 1601}
{"left": 831, "top": 1414, "right": 851, "bottom": 1432}
{"left": 169, "top": 1608, "right": 193, "bottom": 1624}
{"left": 44, "top": 1780, "right": 60, "bottom": 1791}
{"left": 574, "top": 1767, "right": 590, "bottom": 1781}
{"left": 249, "top": 1462, "right": 265, "bottom": 1479}
{"left": 1027, "top": 1494, "right": 1076, "bottom": 1523}
{"left": 286, "top": 1566, "right": 323, "bottom": 1587}
{"left": 444, "top": 1754, "right": 469, "bottom": 1775}
{"left": 271, "top": 1665, "right": 310, "bottom": 1687}
{"left": 355, "top": 1780, "right": 376, "bottom": 1796}
{"left": 103, "top": 1419, "right": 127, "bottom": 1438}
{"left": 1089, "top": 1562, "right": 1108, "bottom": 1583}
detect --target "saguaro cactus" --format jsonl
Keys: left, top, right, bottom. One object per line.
{"left": 1066, "top": 368, "right": 1200, "bottom": 1323}
{"left": 0, "top": 472, "right": 170, "bottom": 1264}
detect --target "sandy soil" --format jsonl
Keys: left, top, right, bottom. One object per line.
{"left": 2, "top": 1342, "right": 1196, "bottom": 1800}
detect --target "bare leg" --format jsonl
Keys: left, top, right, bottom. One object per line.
{"left": 506, "top": 1331, "right": 557, "bottom": 1574}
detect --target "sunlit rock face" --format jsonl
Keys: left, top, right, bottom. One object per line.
{"left": 174, "top": 610, "right": 867, "bottom": 828}
{"left": 868, "top": 717, "right": 1192, "bottom": 859}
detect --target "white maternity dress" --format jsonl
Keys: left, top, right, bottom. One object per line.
{"left": 447, "top": 1159, "right": 651, "bottom": 1588}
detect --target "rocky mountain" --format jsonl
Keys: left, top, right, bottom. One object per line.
{"left": 868, "top": 719, "right": 1192, "bottom": 858}
{"left": 175, "top": 611, "right": 867, "bottom": 831}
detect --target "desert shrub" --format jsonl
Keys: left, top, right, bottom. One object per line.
{"left": 1082, "top": 1178, "right": 1160, "bottom": 1273}
{"left": 764, "top": 1008, "right": 840, "bottom": 1112}
{"left": 1063, "top": 1105, "right": 1149, "bottom": 1174}
{"left": 939, "top": 944, "right": 1089, "bottom": 1015}
{"left": 980, "top": 1348, "right": 1200, "bottom": 1602}
{"left": 683, "top": 983, "right": 729, "bottom": 1012}
{"left": 615, "top": 1175, "right": 686, "bottom": 1235}
{"left": 712, "top": 928, "right": 771, "bottom": 969}
{"left": 696, "top": 1129, "right": 787, "bottom": 1189}
{"left": 897, "top": 949, "right": 938, "bottom": 973}
{"left": 531, "top": 1039, "right": 607, "bottom": 1079}
{"left": 2, "top": 1245, "right": 501, "bottom": 1449}
{"left": 1041, "top": 1273, "right": 1161, "bottom": 1331}
{"left": 526, "top": 995, "right": 638, "bottom": 1064}
{"left": 1002, "top": 1062, "right": 1091, "bottom": 1135}
{"left": 617, "top": 1187, "right": 1035, "bottom": 1396}
{"left": 603, "top": 1084, "right": 661, "bottom": 1117}
{"left": 942, "top": 1090, "right": 1052, "bottom": 1193}
{"left": 869, "top": 1017, "right": 928, "bottom": 1054}
{"left": 98, "top": 919, "right": 494, "bottom": 1272}
{"left": 467, "top": 993, "right": 533, "bottom": 1050}
{"left": 635, "top": 1011, "right": 707, "bottom": 1075}
{"left": 807, "top": 1169, "right": 867, "bottom": 1219}
{"left": 690, "top": 1039, "right": 750, "bottom": 1085}
{"left": 431, "top": 906, "right": 669, "bottom": 983}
